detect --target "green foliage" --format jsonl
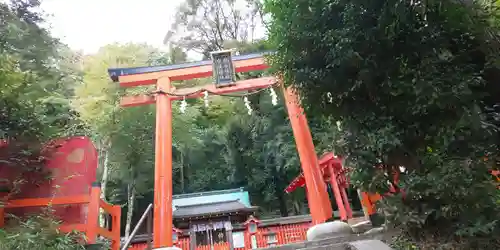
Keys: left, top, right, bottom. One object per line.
{"left": 266, "top": 0, "right": 500, "bottom": 244}
{"left": 390, "top": 230, "right": 500, "bottom": 250}
{"left": 0, "top": 1, "right": 88, "bottom": 246}
{"left": 0, "top": 214, "right": 84, "bottom": 250}
{"left": 0, "top": 0, "right": 85, "bottom": 197}
{"left": 0, "top": 1, "right": 84, "bottom": 141}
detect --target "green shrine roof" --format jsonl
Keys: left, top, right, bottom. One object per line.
{"left": 172, "top": 188, "right": 252, "bottom": 212}
{"left": 173, "top": 200, "right": 256, "bottom": 219}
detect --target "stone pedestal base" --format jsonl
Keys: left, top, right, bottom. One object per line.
{"left": 306, "top": 220, "right": 353, "bottom": 241}
{"left": 348, "top": 240, "right": 394, "bottom": 250}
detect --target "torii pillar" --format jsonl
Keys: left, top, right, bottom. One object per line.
{"left": 154, "top": 77, "right": 174, "bottom": 247}
{"left": 283, "top": 87, "right": 332, "bottom": 223}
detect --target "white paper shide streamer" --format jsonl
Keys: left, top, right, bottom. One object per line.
{"left": 269, "top": 88, "right": 278, "bottom": 106}
{"left": 243, "top": 96, "right": 252, "bottom": 115}
{"left": 203, "top": 91, "right": 209, "bottom": 108}
{"left": 180, "top": 96, "right": 187, "bottom": 113}
{"left": 178, "top": 86, "right": 278, "bottom": 115}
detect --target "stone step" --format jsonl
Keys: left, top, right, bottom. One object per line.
{"left": 259, "top": 239, "right": 393, "bottom": 250}
{"left": 298, "top": 243, "right": 345, "bottom": 250}
{"left": 303, "top": 234, "right": 381, "bottom": 247}
{"left": 257, "top": 220, "right": 394, "bottom": 250}
{"left": 346, "top": 240, "right": 394, "bottom": 250}
{"left": 262, "top": 239, "right": 393, "bottom": 250}
{"left": 258, "top": 233, "right": 385, "bottom": 250}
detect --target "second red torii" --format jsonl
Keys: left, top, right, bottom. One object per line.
{"left": 285, "top": 152, "right": 353, "bottom": 221}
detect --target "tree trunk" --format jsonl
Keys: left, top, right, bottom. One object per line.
{"left": 99, "top": 140, "right": 111, "bottom": 228}
{"left": 180, "top": 150, "right": 185, "bottom": 193}
{"left": 124, "top": 180, "right": 136, "bottom": 239}
{"left": 272, "top": 167, "right": 288, "bottom": 217}
{"left": 100, "top": 142, "right": 110, "bottom": 200}
{"left": 293, "top": 200, "right": 301, "bottom": 215}
{"left": 277, "top": 191, "right": 289, "bottom": 217}
{"left": 274, "top": 176, "right": 289, "bottom": 217}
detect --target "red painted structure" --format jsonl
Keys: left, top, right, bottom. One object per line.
{"left": 130, "top": 224, "right": 310, "bottom": 250}
{"left": 128, "top": 215, "right": 312, "bottom": 250}
{"left": 493, "top": 170, "right": 500, "bottom": 189}
{"left": 108, "top": 52, "right": 333, "bottom": 248}
{"left": 285, "top": 153, "right": 353, "bottom": 221}
{"left": 0, "top": 137, "right": 121, "bottom": 249}
{"left": 285, "top": 153, "right": 406, "bottom": 220}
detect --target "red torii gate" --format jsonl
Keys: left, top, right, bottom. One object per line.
{"left": 108, "top": 52, "right": 333, "bottom": 248}
{"left": 285, "top": 152, "right": 353, "bottom": 221}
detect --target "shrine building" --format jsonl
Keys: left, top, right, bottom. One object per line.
{"left": 128, "top": 188, "right": 316, "bottom": 250}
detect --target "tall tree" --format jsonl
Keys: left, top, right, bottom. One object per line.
{"left": 74, "top": 43, "right": 171, "bottom": 235}
{"left": 0, "top": 0, "right": 83, "bottom": 141}
{"left": 266, "top": 0, "right": 500, "bottom": 247}
{"left": 165, "top": 0, "right": 264, "bottom": 57}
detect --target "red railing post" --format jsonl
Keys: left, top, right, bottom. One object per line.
{"left": 111, "top": 205, "right": 121, "bottom": 250}
{"left": 0, "top": 206, "right": 5, "bottom": 228}
{"left": 86, "top": 182, "right": 100, "bottom": 244}
{"left": 0, "top": 206, "right": 4, "bottom": 228}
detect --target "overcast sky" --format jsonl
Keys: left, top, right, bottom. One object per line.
{"left": 40, "top": 0, "right": 184, "bottom": 54}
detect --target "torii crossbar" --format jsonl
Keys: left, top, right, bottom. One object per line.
{"left": 108, "top": 52, "right": 333, "bottom": 249}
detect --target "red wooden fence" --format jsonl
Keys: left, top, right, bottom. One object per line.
{"left": 129, "top": 223, "right": 310, "bottom": 250}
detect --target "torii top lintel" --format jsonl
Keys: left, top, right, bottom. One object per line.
{"left": 107, "top": 52, "right": 272, "bottom": 87}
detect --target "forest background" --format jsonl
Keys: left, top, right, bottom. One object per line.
{"left": 2, "top": 0, "right": 500, "bottom": 249}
